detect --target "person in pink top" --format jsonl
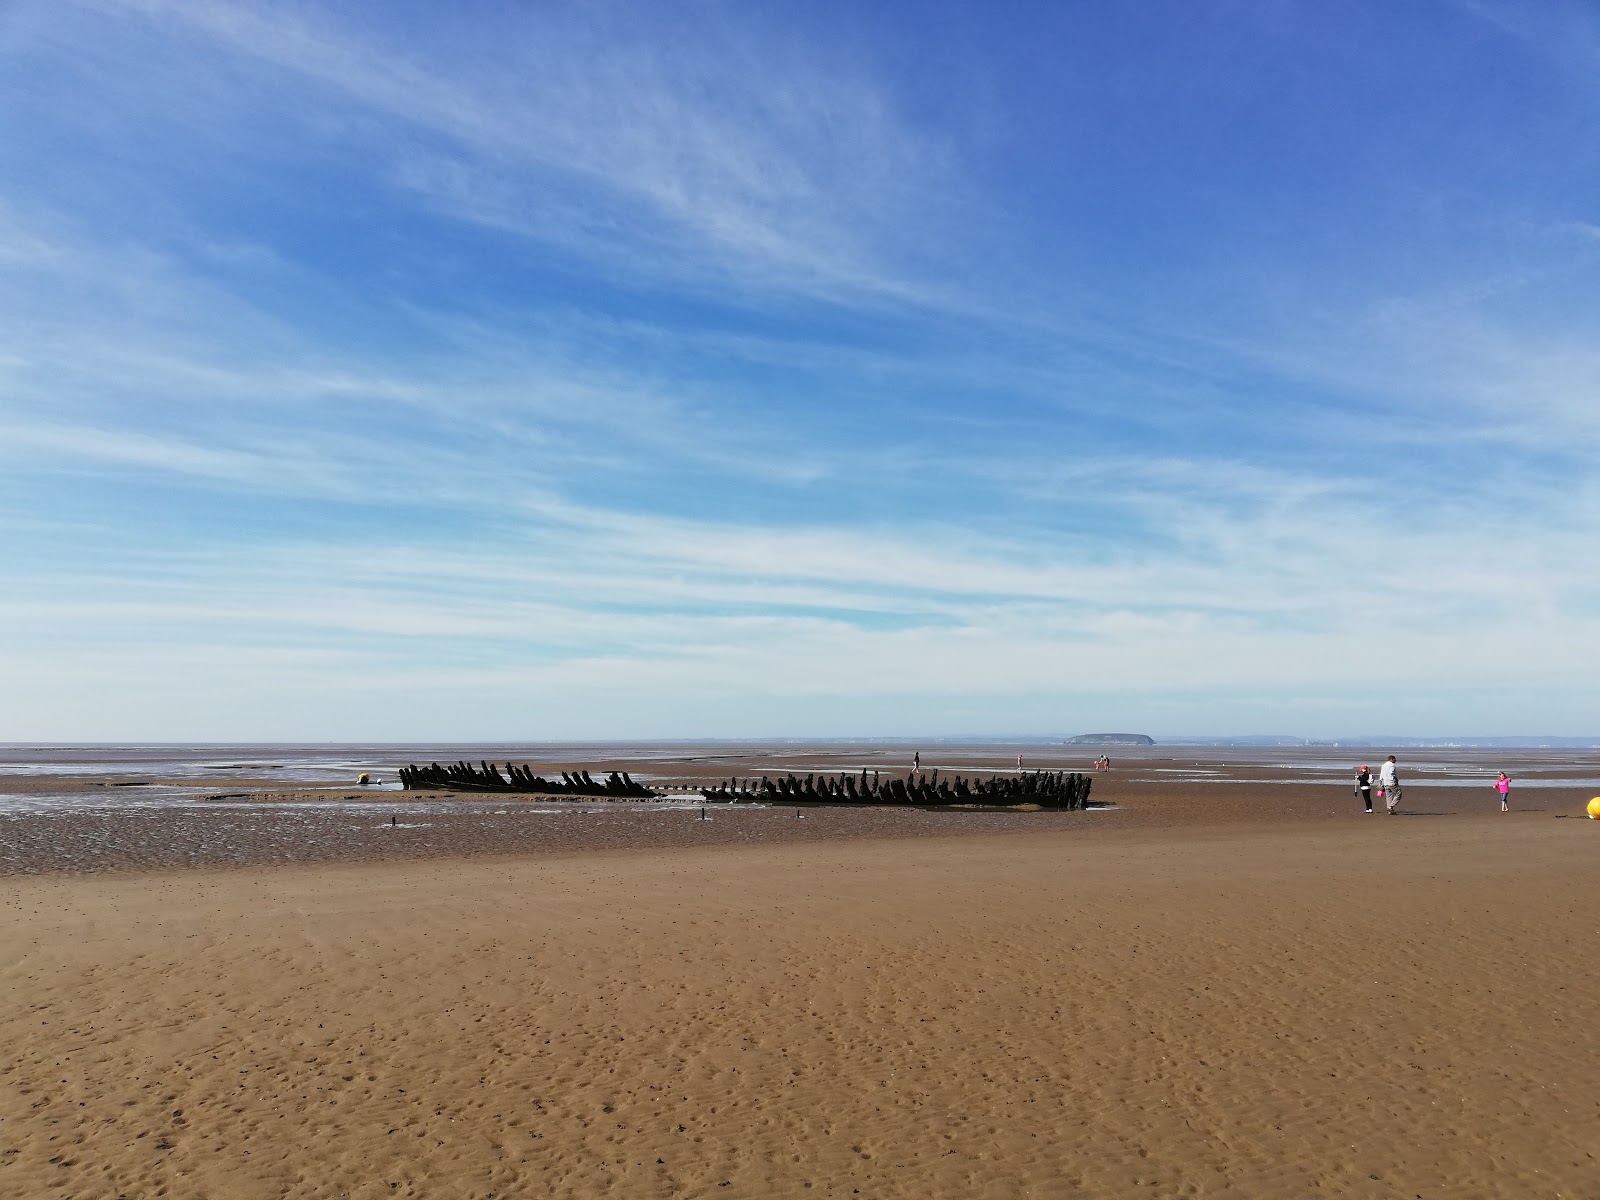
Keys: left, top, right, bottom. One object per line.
{"left": 1495, "top": 772, "right": 1511, "bottom": 812}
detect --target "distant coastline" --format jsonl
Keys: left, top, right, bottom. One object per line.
{"left": 2, "top": 734, "right": 1597, "bottom": 750}
{"left": 1152, "top": 735, "right": 1600, "bottom": 749}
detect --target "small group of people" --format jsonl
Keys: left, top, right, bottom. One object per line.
{"left": 1354, "top": 757, "right": 1512, "bottom": 814}
{"left": 1353, "top": 757, "right": 1402, "bottom": 814}
{"left": 1091, "top": 755, "right": 1113, "bottom": 770}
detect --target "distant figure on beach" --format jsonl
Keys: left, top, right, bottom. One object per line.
{"left": 1355, "top": 765, "right": 1373, "bottom": 813}
{"left": 1495, "top": 772, "right": 1511, "bottom": 812}
{"left": 1017, "top": 752, "right": 1024, "bottom": 771}
{"left": 913, "top": 751, "right": 921, "bottom": 772}
{"left": 1379, "top": 756, "right": 1401, "bottom": 814}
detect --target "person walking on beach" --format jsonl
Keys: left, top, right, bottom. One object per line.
{"left": 913, "top": 750, "right": 921, "bottom": 773}
{"left": 1379, "top": 755, "right": 1401, "bottom": 814}
{"left": 1495, "top": 771, "right": 1511, "bottom": 812}
{"left": 1355, "top": 765, "right": 1373, "bottom": 813}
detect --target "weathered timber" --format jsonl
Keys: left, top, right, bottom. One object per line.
{"left": 696, "top": 769, "right": 1093, "bottom": 810}
{"left": 399, "top": 762, "right": 659, "bottom": 798}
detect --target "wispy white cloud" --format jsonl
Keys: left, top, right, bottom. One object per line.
{"left": 1455, "top": 0, "right": 1600, "bottom": 84}
{"left": 87, "top": 0, "right": 953, "bottom": 306}
{"left": 2, "top": 1, "right": 1596, "bottom": 737}
{"left": 0, "top": 203, "right": 841, "bottom": 488}
{"left": 6, "top": 449, "right": 1591, "bottom": 643}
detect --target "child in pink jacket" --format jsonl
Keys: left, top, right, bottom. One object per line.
{"left": 1495, "top": 772, "right": 1511, "bottom": 812}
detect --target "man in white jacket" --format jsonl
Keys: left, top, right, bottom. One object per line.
{"left": 1378, "top": 756, "right": 1401, "bottom": 814}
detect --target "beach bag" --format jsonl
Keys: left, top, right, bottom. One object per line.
{"left": 1376, "top": 788, "right": 1385, "bottom": 800}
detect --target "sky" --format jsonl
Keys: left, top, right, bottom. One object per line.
{"left": 1, "top": 0, "right": 1597, "bottom": 741}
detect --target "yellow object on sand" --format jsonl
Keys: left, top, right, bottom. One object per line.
{"left": 358, "top": 772, "right": 371, "bottom": 785}
{"left": 1587, "top": 796, "right": 1600, "bottom": 820}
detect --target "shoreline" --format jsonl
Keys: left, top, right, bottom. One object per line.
{"left": 1, "top": 776, "right": 1588, "bottom": 878}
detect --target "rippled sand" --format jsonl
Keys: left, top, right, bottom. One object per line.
{"left": 3, "top": 748, "right": 1598, "bottom": 1197}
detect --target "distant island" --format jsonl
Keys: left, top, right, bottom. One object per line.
{"left": 1063, "top": 733, "right": 1155, "bottom": 746}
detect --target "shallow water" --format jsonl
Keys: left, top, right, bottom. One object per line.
{"left": 2, "top": 742, "right": 1593, "bottom": 873}
{"left": 3, "top": 741, "right": 1594, "bottom": 812}
{"left": 1114, "top": 773, "right": 1600, "bottom": 788}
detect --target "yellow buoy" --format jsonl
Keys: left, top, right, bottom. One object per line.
{"left": 1588, "top": 796, "right": 1600, "bottom": 820}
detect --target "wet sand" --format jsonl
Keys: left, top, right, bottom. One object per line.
{"left": 2, "top": 766, "right": 1592, "bottom": 877}
{"left": 6, "top": 742, "right": 1596, "bottom": 877}
{"left": 3, "top": 750, "right": 1599, "bottom": 1197}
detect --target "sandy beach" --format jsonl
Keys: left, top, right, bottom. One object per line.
{"left": 3, "top": 748, "right": 1599, "bottom": 1197}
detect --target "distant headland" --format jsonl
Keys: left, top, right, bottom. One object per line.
{"left": 1062, "top": 733, "right": 1156, "bottom": 746}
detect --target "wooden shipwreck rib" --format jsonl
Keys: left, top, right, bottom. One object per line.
{"left": 398, "top": 760, "right": 657, "bottom": 798}
{"left": 699, "top": 768, "right": 1093, "bottom": 809}
{"left": 400, "top": 761, "right": 1093, "bottom": 810}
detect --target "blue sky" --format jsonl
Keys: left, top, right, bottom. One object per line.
{"left": 1, "top": 0, "right": 1596, "bottom": 740}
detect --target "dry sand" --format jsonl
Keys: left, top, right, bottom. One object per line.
{"left": 4, "top": 808, "right": 1599, "bottom": 1198}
